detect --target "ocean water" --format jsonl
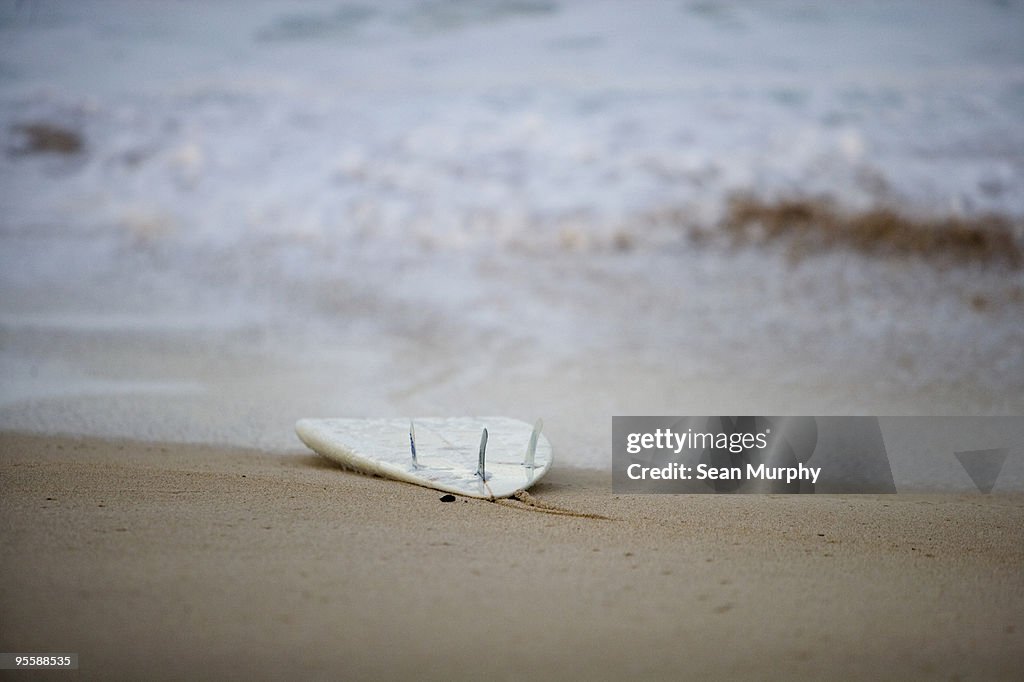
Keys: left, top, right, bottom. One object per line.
{"left": 1, "top": 1, "right": 1023, "bottom": 467}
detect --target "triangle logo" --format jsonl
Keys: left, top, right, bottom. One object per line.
{"left": 954, "top": 448, "right": 1009, "bottom": 494}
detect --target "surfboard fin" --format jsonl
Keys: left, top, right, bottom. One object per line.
{"left": 477, "top": 427, "right": 489, "bottom": 481}
{"left": 525, "top": 418, "right": 543, "bottom": 468}
{"left": 409, "top": 420, "right": 419, "bottom": 468}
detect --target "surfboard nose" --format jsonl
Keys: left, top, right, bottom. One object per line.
{"left": 294, "top": 418, "right": 318, "bottom": 441}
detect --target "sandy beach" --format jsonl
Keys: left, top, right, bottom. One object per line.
{"left": 2, "top": 4, "right": 1024, "bottom": 679}
{"left": 2, "top": 431, "right": 1021, "bottom": 680}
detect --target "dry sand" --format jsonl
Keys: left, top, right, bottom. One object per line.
{"left": 2, "top": 431, "right": 1022, "bottom": 680}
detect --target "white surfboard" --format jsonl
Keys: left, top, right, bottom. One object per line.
{"left": 295, "top": 417, "right": 553, "bottom": 499}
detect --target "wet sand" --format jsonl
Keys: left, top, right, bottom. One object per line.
{"left": 1, "top": 431, "right": 1022, "bottom": 680}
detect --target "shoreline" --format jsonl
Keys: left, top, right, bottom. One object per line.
{"left": 2, "top": 431, "right": 1022, "bottom": 679}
